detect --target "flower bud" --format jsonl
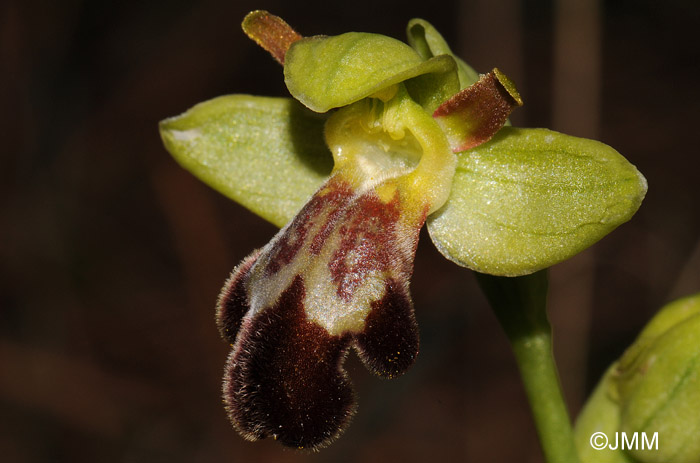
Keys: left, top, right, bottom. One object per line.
{"left": 576, "top": 293, "right": 700, "bottom": 463}
{"left": 615, "top": 294, "right": 700, "bottom": 463}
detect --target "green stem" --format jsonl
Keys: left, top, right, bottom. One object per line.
{"left": 476, "top": 270, "right": 580, "bottom": 463}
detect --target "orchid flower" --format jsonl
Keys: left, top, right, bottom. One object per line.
{"left": 159, "top": 11, "right": 647, "bottom": 450}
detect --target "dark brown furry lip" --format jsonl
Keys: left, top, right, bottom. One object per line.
{"left": 223, "top": 275, "right": 355, "bottom": 449}
{"left": 216, "top": 175, "right": 425, "bottom": 450}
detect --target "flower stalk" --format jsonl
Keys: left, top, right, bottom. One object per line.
{"left": 476, "top": 270, "right": 581, "bottom": 463}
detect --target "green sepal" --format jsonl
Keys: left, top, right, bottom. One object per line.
{"left": 426, "top": 127, "right": 647, "bottom": 276}
{"left": 403, "top": 55, "right": 460, "bottom": 113}
{"left": 159, "top": 95, "right": 331, "bottom": 228}
{"left": 406, "top": 18, "right": 480, "bottom": 89}
{"left": 284, "top": 32, "right": 457, "bottom": 113}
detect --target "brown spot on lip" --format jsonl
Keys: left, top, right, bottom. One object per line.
{"left": 307, "top": 179, "right": 354, "bottom": 256}
{"left": 328, "top": 191, "right": 403, "bottom": 301}
{"left": 223, "top": 275, "right": 356, "bottom": 450}
{"left": 266, "top": 179, "right": 353, "bottom": 275}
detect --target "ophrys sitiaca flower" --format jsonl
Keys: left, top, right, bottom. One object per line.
{"left": 159, "top": 11, "right": 647, "bottom": 450}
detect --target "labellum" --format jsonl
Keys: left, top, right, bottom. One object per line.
{"left": 216, "top": 89, "right": 456, "bottom": 449}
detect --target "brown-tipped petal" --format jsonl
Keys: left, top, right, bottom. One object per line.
{"left": 433, "top": 68, "right": 523, "bottom": 152}
{"left": 242, "top": 10, "right": 302, "bottom": 65}
{"left": 354, "top": 278, "right": 419, "bottom": 379}
{"left": 215, "top": 250, "right": 260, "bottom": 344}
{"left": 224, "top": 276, "right": 356, "bottom": 450}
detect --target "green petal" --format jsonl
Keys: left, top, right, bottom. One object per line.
{"left": 427, "top": 127, "right": 647, "bottom": 276}
{"left": 284, "top": 32, "right": 455, "bottom": 112}
{"left": 159, "top": 95, "right": 332, "bottom": 228}
{"left": 406, "top": 18, "right": 480, "bottom": 89}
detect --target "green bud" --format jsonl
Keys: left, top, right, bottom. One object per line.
{"left": 575, "top": 366, "right": 635, "bottom": 463}
{"left": 575, "top": 294, "right": 700, "bottom": 463}
{"left": 616, "top": 294, "right": 700, "bottom": 463}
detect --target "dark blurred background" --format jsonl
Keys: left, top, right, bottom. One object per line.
{"left": 2, "top": 0, "right": 699, "bottom": 461}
